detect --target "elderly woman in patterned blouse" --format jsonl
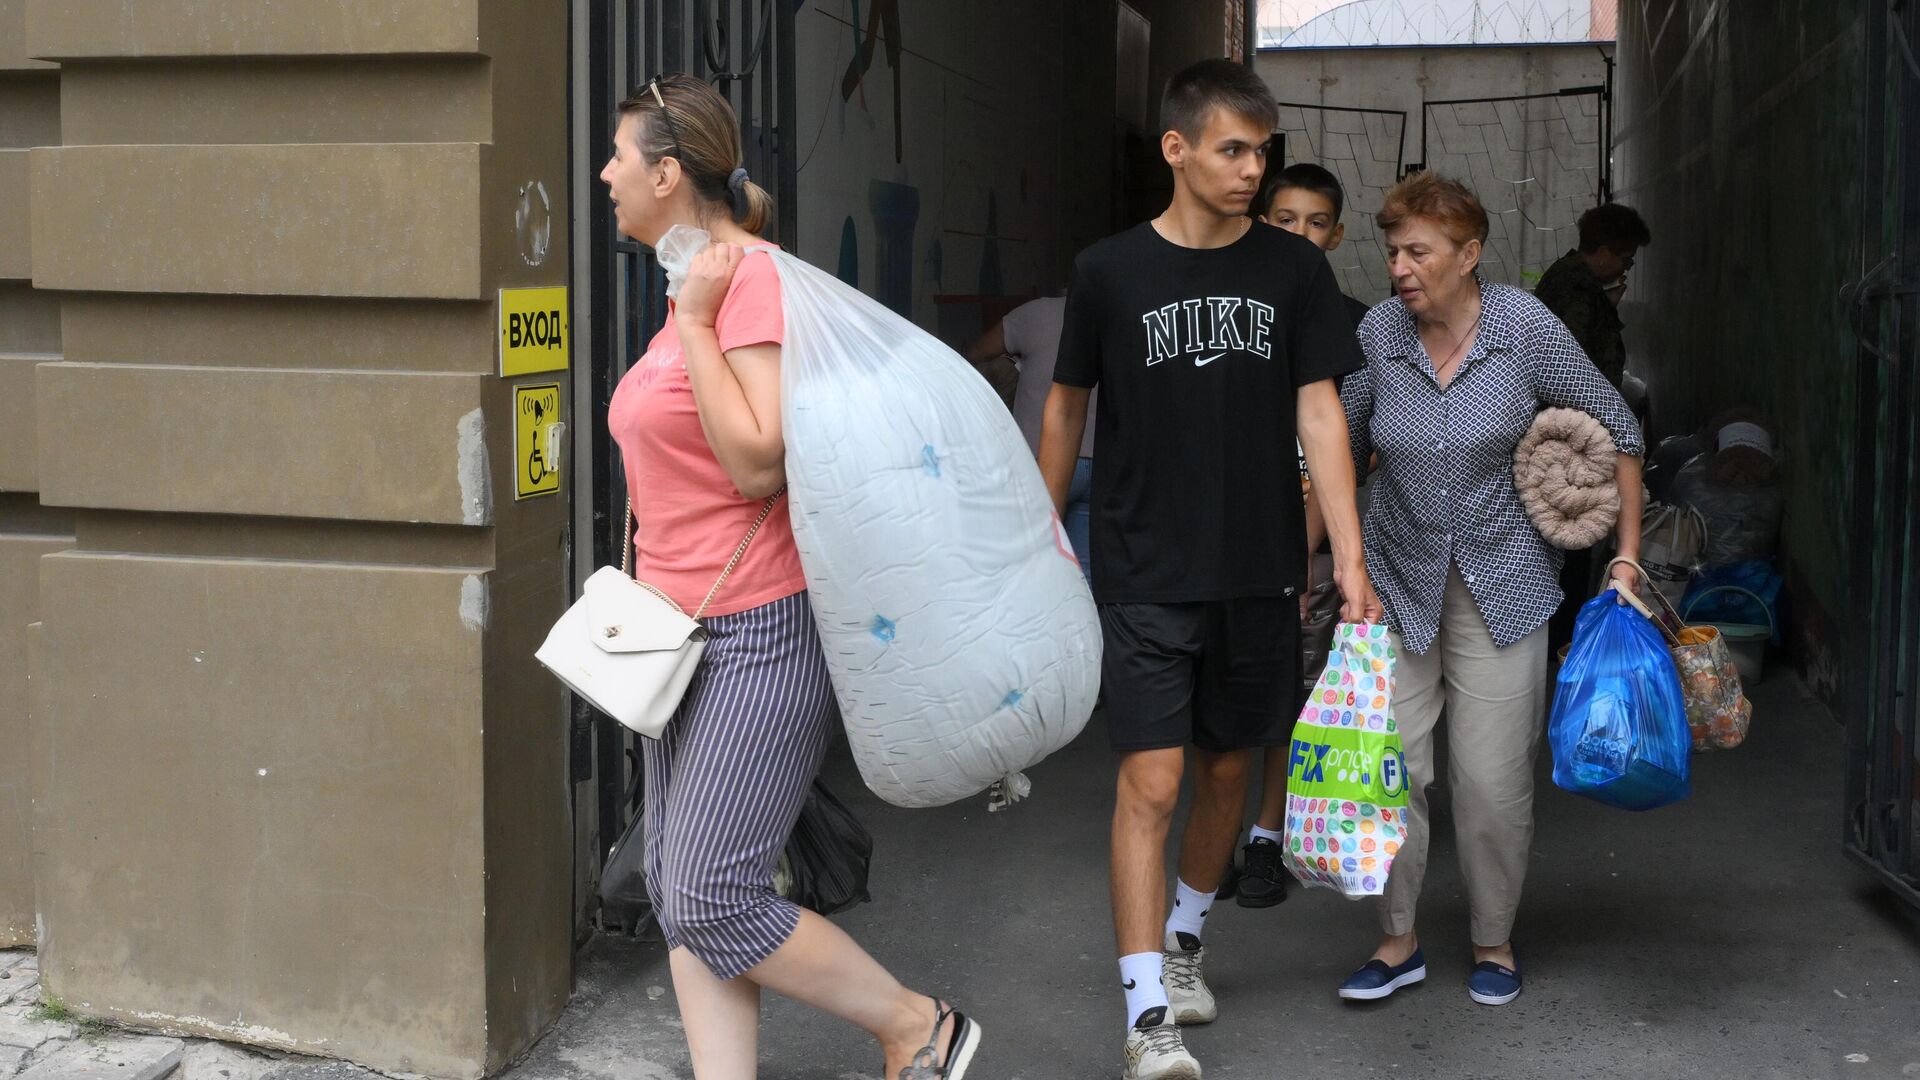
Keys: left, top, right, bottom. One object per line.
{"left": 1329, "top": 173, "right": 1644, "bottom": 1008}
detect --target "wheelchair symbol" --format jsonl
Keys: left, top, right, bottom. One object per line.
{"left": 524, "top": 395, "right": 551, "bottom": 483}
{"left": 517, "top": 387, "right": 562, "bottom": 496}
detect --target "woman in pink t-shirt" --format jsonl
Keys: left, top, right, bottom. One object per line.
{"left": 599, "top": 75, "right": 979, "bottom": 1079}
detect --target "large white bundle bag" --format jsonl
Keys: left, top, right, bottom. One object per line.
{"left": 658, "top": 227, "right": 1101, "bottom": 808}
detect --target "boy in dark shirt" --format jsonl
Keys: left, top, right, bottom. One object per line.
{"left": 1039, "top": 60, "right": 1380, "bottom": 1080}
{"left": 1255, "top": 162, "right": 1373, "bottom": 328}
{"left": 1230, "top": 161, "right": 1376, "bottom": 911}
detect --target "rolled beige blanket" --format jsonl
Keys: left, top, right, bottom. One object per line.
{"left": 1514, "top": 407, "right": 1619, "bottom": 550}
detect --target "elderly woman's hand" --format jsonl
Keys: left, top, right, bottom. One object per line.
{"left": 1335, "top": 559, "right": 1386, "bottom": 625}
{"left": 1608, "top": 557, "right": 1642, "bottom": 601}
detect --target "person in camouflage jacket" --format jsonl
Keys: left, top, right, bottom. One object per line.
{"left": 1533, "top": 203, "right": 1652, "bottom": 389}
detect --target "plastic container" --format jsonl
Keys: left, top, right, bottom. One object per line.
{"left": 1683, "top": 585, "right": 1772, "bottom": 684}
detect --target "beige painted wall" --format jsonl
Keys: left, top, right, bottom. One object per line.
{"left": 0, "top": 0, "right": 72, "bottom": 950}
{"left": 13, "top": 2, "right": 573, "bottom": 1076}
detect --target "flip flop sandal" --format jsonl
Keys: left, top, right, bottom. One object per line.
{"left": 898, "top": 999, "right": 982, "bottom": 1080}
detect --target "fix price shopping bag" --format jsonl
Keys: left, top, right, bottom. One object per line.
{"left": 1282, "top": 622, "right": 1410, "bottom": 898}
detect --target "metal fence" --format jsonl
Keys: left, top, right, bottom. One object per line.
{"left": 1843, "top": 0, "right": 1920, "bottom": 909}
{"left": 1276, "top": 79, "right": 1607, "bottom": 300}
{"left": 1418, "top": 86, "right": 1608, "bottom": 287}
{"left": 1272, "top": 101, "right": 1408, "bottom": 300}
{"left": 579, "top": 0, "right": 800, "bottom": 905}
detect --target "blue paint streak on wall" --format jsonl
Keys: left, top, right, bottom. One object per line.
{"left": 869, "top": 179, "right": 921, "bottom": 317}
{"left": 837, "top": 216, "right": 860, "bottom": 288}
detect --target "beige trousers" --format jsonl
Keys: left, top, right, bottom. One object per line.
{"left": 1380, "top": 567, "right": 1549, "bottom": 946}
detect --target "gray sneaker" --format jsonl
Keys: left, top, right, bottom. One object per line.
{"left": 1123, "top": 1007, "right": 1202, "bottom": 1080}
{"left": 1162, "top": 932, "right": 1217, "bottom": 1025}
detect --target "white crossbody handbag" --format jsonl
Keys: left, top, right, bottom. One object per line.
{"left": 537, "top": 490, "right": 782, "bottom": 738}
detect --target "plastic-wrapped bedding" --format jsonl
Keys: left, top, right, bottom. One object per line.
{"left": 654, "top": 228, "right": 1099, "bottom": 809}
{"left": 772, "top": 249, "right": 1099, "bottom": 807}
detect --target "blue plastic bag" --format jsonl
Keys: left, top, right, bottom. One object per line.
{"left": 1549, "top": 591, "right": 1692, "bottom": 811}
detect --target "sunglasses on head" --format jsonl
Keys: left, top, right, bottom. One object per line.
{"left": 644, "top": 75, "right": 685, "bottom": 165}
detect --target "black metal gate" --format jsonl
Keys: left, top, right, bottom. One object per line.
{"left": 576, "top": 0, "right": 799, "bottom": 919}
{"left": 1842, "top": 0, "right": 1920, "bottom": 908}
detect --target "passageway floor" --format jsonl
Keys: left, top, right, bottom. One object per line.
{"left": 507, "top": 675, "right": 1920, "bottom": 1080}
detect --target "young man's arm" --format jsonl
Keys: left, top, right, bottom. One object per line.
{"left": 964, "top": 319, "right": 1008, "bottom": 366}
{"left": 1038, "top": 385, "right": 1090, "bottom": 515}
{"left": 1297, "top": 379, "right": 1381, "bottom": 623}
{"left": 1042, "top": 269, "right": 1099, "bottom": 516}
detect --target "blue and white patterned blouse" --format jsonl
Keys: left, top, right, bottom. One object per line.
{"left": 1342, "top": 280, "right": 1644, "bottom": 654}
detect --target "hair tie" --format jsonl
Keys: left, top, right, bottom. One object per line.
{"left": 725, "top": 167, "right": 752, "bottom": 221}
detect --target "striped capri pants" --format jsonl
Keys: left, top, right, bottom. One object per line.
{"left": 642, "top": 590, "right": 838, "bottom": 980}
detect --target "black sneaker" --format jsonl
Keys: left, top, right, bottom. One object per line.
{"left": 1214, "top": 861, "right": 1240, "bottom": 901}
{"left": 1234, "top": 838, "right": 1289, "bottom": 908}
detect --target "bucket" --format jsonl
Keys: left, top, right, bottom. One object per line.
{"left": 1683, "top": 586, "right": 1773, "bottom": 684}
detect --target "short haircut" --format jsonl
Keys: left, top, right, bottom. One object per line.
{"left": 1376, "top": 171, "right": 1489, "bottom": 246}
{"left": 1254, "top": 161, "right": 1346, "bottom": 221}
{"left": 1577, "top": 202, "right": 1652, "bottom": 253}
{"left": 1161, "top": 58, "right": 1278, "bottom": 143}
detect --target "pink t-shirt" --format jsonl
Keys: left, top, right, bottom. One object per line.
{"left": 608, "top": 249, "right": 806, "bottom": 617}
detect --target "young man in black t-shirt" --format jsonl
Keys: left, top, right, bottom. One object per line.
{"left": 1040, "top": 60, "right": 1381, "bottom": 1080}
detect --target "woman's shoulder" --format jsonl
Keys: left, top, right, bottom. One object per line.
{"left": 1356, "top": 297, "right": 1411, "bottom": 354}
{"left": 723, "top": 246, "right": 783, "bottom": 302}
{"left": 711, "top": 244, "right": 785, "bottom": 347}
{"left": 1483, "top": 280, "right": 1557, "bottom": 324}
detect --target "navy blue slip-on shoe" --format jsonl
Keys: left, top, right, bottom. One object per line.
{"left": 1468, "top": 960, "right": 1522, "bottom": 1006}
{"left": 1337, "top": 948, "right": 1427, "bottom": 1001}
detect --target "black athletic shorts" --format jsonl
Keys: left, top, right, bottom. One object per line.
{"left": 1099, "top": 597, "right": 1304, "bottom": 753}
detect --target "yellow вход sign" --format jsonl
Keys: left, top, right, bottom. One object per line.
{"left": 514, "top": 383, "right": 563, "bottom": 500}
{"left": 500, "top": 286, "right": 570, "bottom": 376}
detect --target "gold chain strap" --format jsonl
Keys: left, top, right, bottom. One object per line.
{"left": 622, "top": 495, "right": 635, "bottom": 578}
{"left": 622, "top": 488, "right": 786, "bottom": 620}
{"left": 694, "top": 488, "right": 784, "bottom": 618}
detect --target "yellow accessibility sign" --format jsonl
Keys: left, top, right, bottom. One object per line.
{"left": 514, "top": 383, "right": 563, "bottom": 500}
{"left": 499, "top": 286, "right": 570, "bottom": 376}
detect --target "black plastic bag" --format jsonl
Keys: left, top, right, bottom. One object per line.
{"left": 778, "top": 781, "right": 874, "bottom": 916}
{"left": 1299, "top": 554, "right": 1341, "bottom": 692}
{"left": 599, "top": 808, "right": 657, "bottom": 935}
{"left": 599, "top": 751, "right": 656, "bottom": 935}
{"left": 601, "top": 767, "right": 874, "bottom": 928}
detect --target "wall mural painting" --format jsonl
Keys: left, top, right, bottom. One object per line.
{"left": 841, "top": 0, "right": 906, "bottom": 163}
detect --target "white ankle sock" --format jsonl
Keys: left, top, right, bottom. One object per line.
{"left": 1249, "top": 824, "right": 1285, "bottom": 846}
{"left": 1119, "top": 951, "right": 1167, "bottom": 1029}
{"left": 1163, "top": 878, "right": 1213, "bottom": 948}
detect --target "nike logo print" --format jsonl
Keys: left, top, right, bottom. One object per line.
{"left": 1195, "top": 352, "right": 1226, "bottom": 367}
{"left": 1123, "top": 979, "right": 1137, "bottom": 989}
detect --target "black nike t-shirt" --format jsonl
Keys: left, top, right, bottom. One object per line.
{"left": 1054, "top": 221, "right": 1365, "bottom": 603}
{"left": 1344, "top": 292, "right": 1373, "bottom": 328}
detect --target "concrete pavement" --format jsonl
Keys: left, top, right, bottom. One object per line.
{"left": 2, "top": 675, "right": 1913, "bottom": 1079}
{"left": 503, "top": 675, "right": 1920, "bottom": 1080}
